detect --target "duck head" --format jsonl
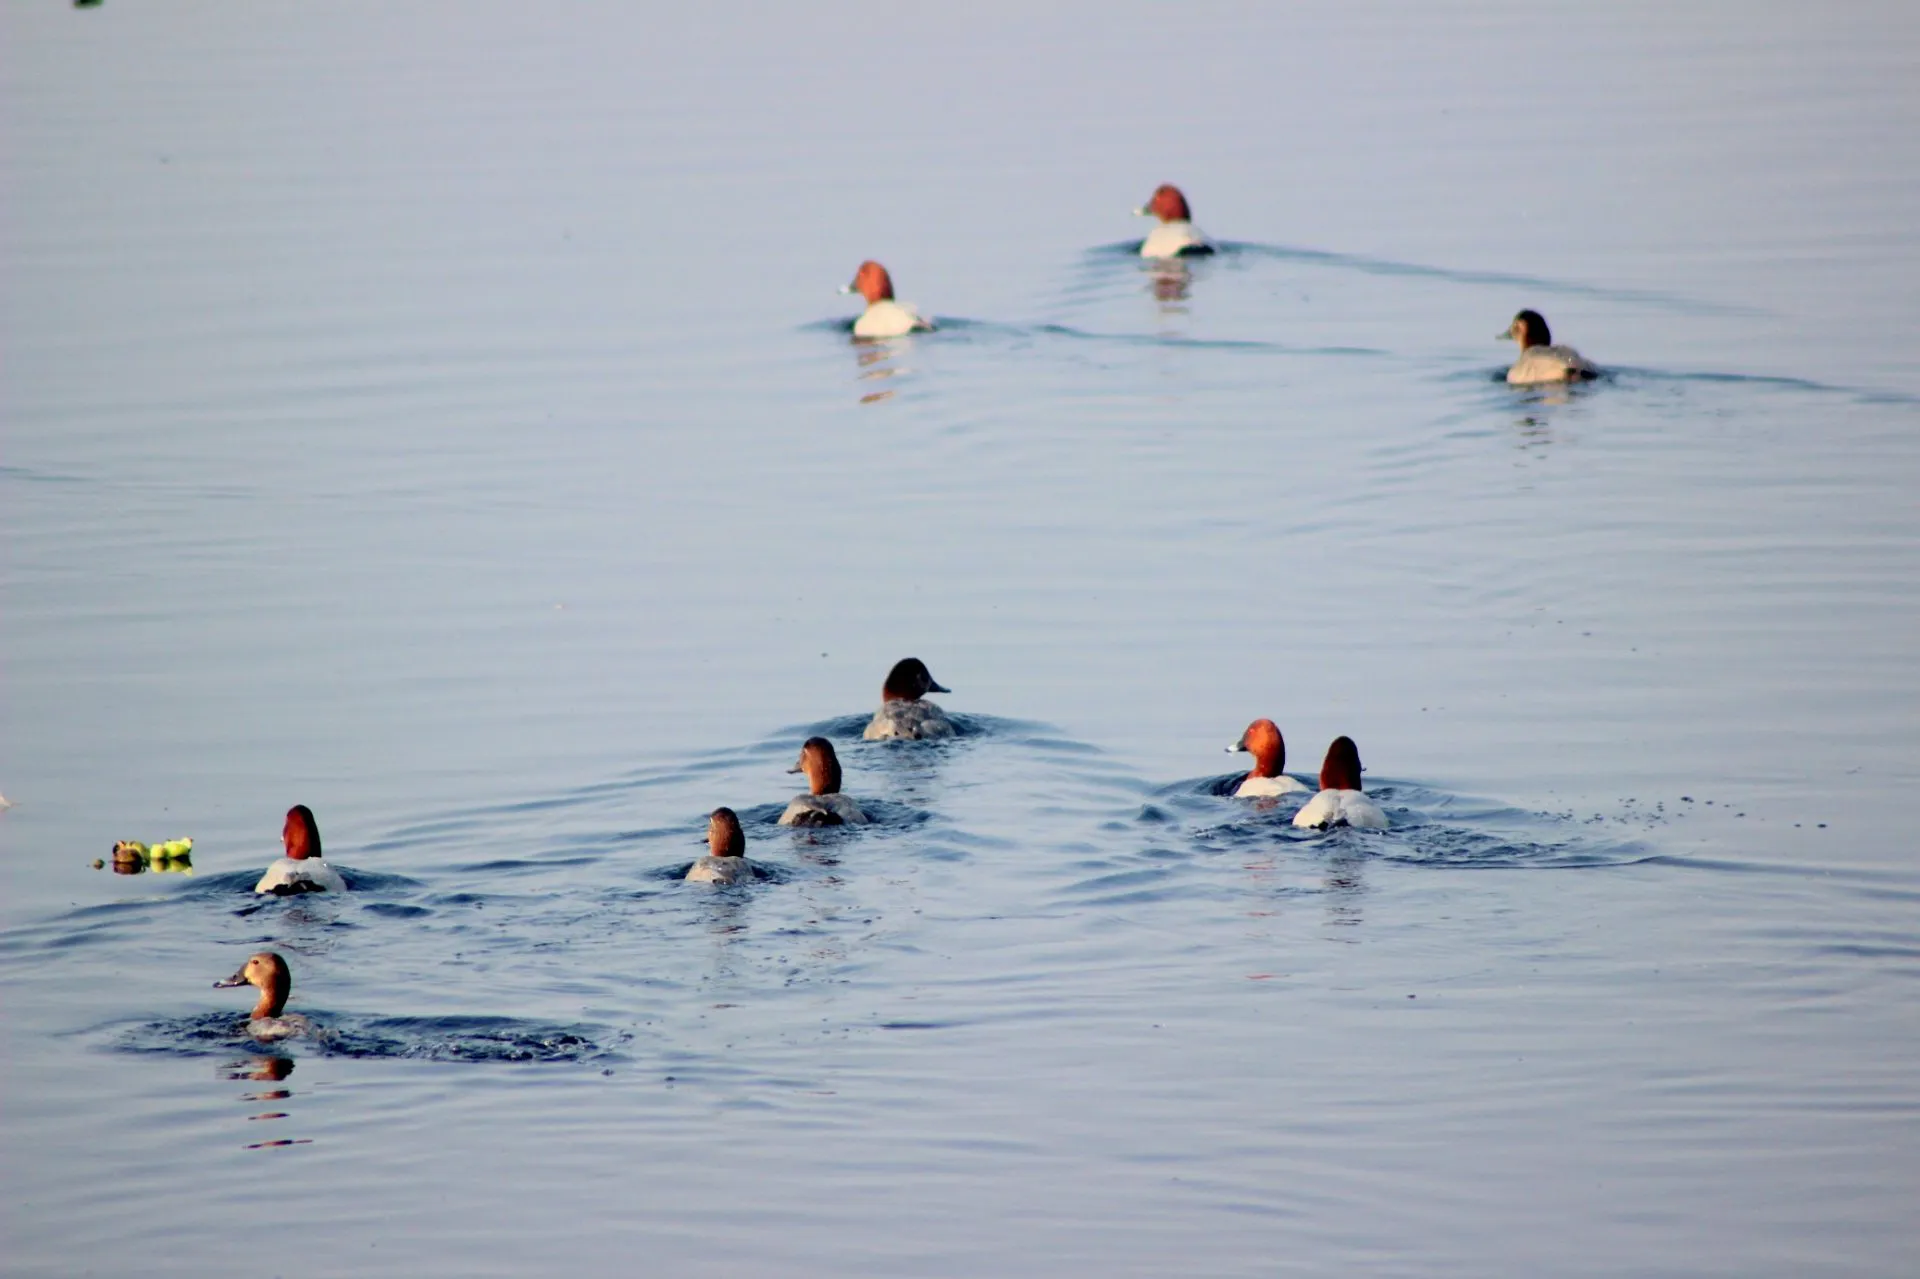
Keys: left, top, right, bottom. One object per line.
{"left": 1228, "top": 718, "right": 1287, "bottom": 779}
{"left": 843, "top": 260, "right": 896, "bottom": 305}
{"left": 1501, "top": 309, "right": 1551, "bottom": 349}
{"left": 1318, "top": 736, "right": 1365, "bottom": 792}
{"left": 788, "top": 737, "right": 845, "bottom": 797}
{"left": 282, "top": 805, "right": 322, "bottom": 861}
{"left": 880, "top": 657, "right": 950, "bottom": 703}
{"left": 706, "top": 807, "right": 746, "bottom": 859}
{"left": 1135, "top": 183, "right": 1193, "bottom": 223}
{"left": 215, "top": 951, "right": 292, "bottom": 1020}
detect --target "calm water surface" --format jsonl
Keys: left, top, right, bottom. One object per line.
{"left": 4, "top": 4, "right": 1918, "bottom": 1276}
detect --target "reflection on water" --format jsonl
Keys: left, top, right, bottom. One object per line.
{"left": 1146, "top": 258, "right": 1193, "bottom": 308}
{"left": 1513, "top": 412, "right": 1557, "bottom": 449}
{"left": 227, "top": 1055, "right": 295, "bottom": 1084}
{"left": 6, "top": 1, "right": 1919, "bottom": 1273}
{"left": 1321, "top": 849, "right": 1367, "bottom": 929}
{"left": 853, "top": 336, "right": 910, "bottom": 404}
{"left": 225, "top": 1056, "right": 308, "bottom": 1149}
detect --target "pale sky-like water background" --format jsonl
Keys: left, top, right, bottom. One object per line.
{"left": 4, "top": 3, "right": 1918, "bottom": 1276}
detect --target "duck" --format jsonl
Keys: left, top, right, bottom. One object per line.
{"left": 863, "top": 657, "right": 956, "bottom": 741}
{"left": 254, "top": 805, "right": 347, "bottom": 894}
{"left": 779, "top": 737, "right": 870, "bottom": 827}
{"left": 1225, "top": 718, "right": 1310, "bottom": 798}
{"left": 1501, "top": 309, "right": 1598, "bottom": 385}
{"left": 1291, "top": 736, "right": 1390, "bottom": 830}
{"left": 686, "top": 807, "right": 755, "bottom": 884}
{"left": 842, "top": 261, "right": 934, "bottom": 339}
{"left": 1134, "top": 183, "right": 1212, "bottom": 259}
{"left": 214, "top": 951, "right": 312, "bottom": 1041}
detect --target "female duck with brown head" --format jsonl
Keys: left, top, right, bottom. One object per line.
{"left": 779, "top": 737, "right": 870, "bottom": 827}
{"left": 1134, "top": 183, "right": 1212, "bottom": 259}
{"left": 254, "top": 805, "right": 347, "bottom": 894}
{"left": 1501, "top": 309, "right": 1598, "bottom": 385}
{"left": 842, "top": 261, "right": 934, "bottom": 340}
{"left": 686, "top": 807, "right": 755, "bottom": 884}
{"left": 214, "top": 951, "right": 312, "bottom": 1041}
{"left": 1226, "top": 718, "right": 1310, "bottom": 798}
{"left": 1291, "top": 736, "right": 1390, "bottom": 830}
{"left": 863, "top": 657, "right": 956, "bottom": 741}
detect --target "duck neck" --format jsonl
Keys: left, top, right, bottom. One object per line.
{"left": 252, "top": 980, "right": 288, "bottom": 1020}
{"left": 808, "top": 757, "right": 843, "bottom": 797}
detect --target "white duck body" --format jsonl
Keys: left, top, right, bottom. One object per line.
{"left": 1291, "top": 789, "right": 1390, "bottom": 831}
{"left": 778, "top": 793, "right": 869, "bottom": 827}
{"left": 1140, "top": 220, "right": 1207, "bottom": 259}
{"left": 1508, "top": 344, "right": 1597, "bottom": 385}
{"left": 864, "top": 699, "right": 956, "bottom": 741}
{"left": 254, "top": 857, "right": 347, "bottom": 894}
{"left": 853, "top": 299, "right": 933, "bottom": 339}
{"left": 1234, "top": 773, "right": 1310, "bottom": 799}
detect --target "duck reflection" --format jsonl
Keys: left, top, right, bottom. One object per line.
{"left": 1321, "top": 849, "right": 1367, "bottom": 928}
{"left": 224, "top": 1055, "right": 294, "bottom": 1084}
{"left": 852, "top": 340, "right": 909, "bottom": 405}
{"left": 697, "top": 883, "right": 752, "bottom": 935}
{"left": 1507, "top": 367, "right": 1599, "bottom": 420}
{"left": 1145, "top": 257, "right": 1193, "bottom": 309}
{"left": 1514, "top": 412, "right": 1556, "bottom": 447}
{"left": 222, "top": 1056, "right": 312, "bottom": 1149}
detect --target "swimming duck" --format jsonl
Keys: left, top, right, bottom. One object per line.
{"left": 254, "top": 805, "right": 347, "bottom": 894}
{"left": 1134, "top": 184, "right": 1212, "bottom": 259}
{"left": 686, "top": 807, "right": 755, "bottom": 884}
{"left": 1291, "top": 736, "right": 1390, "bottom": 830}
{"left": 779, "top": 737, "right": 870, "bottom": 827}
{"left": 863, "top": 657, "right": 956, "bottom": 741}
{"left": 1501, "top": 310, "right": 1598, "bottom": 385}
{"left": 214, "top": 951, "right": 312, "bottom": 1041}
{"left": 842, "top": 261, "right": 934, "bottom": 339}
{"left": 1226, "top": 718, "right": 1310, "bottom": 798}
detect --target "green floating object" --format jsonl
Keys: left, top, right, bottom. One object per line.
{"left": 106, "top": 837, "right": 194, "bottom": 873}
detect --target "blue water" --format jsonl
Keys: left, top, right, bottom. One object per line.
{"left": 4, "top": 4, "right": 1918, "bottom": 1275}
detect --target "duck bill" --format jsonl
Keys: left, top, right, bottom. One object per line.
{"left": 928, "top": 680, "right": 951, "bottom": 694}
{"left": 1226, "top": 738, "right": 1248, "bottom": 753}
{"left": 213, "top": 971, "right": 249, "bottom": 989}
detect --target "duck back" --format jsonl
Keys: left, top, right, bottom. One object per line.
{"left": 1508, "top": 344, "right": 1597, "bottom": 384}
{"left": 864, "top": 699, "right": 956, "bottom": 741}
{"left": 778, "top": 793, "right": 869, "bottom": 827}
{"left": 1291, "top": 789, "right": 1390, "bottom": 830}
{"left": 1140, "top": 221, "right": 1208, "bottom": 259}
{"left": 254, "top": 857, "right": 347, "bottom": 895}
